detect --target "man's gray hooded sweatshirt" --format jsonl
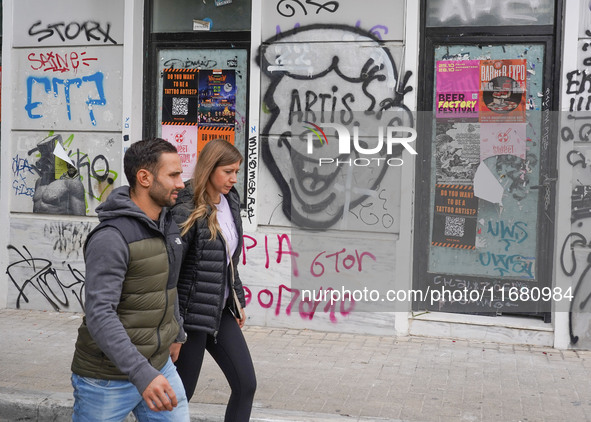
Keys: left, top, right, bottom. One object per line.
{"left": 71, "top": 186, "right": 186, "bottom": 394}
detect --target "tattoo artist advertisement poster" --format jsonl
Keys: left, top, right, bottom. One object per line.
{"left": 431, "top": 184, "right": 478, "bottom": 250}
{"left": 434, "top": 121, "right": 480, "bottom": 184}
{"left": 435, "top": 60, "right": 479, "bottom": 119}
{"left": 479, "top": 59, "right": 527, "bottom": 123}
{"left": 480, "top": 122, "right": 527, "bottom": 162}
{"left": 197, "top": 69, "right": 236, "bottom": 155}
{"left": 161, "top": 69, "right": 199, "bottom": 125}
{"left": 161, "top": 125, "right": 198, "bottom": 181}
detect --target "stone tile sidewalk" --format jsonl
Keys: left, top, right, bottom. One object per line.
{"left": 1, "top": 308, "right": 590, "bottom": 421}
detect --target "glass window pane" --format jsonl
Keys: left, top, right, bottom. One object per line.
{"left": 427, "top": 43, "right": 546, "bottom": 280}
{"left": 426, "top": 0, "right": 555, "bottom": 27}
{"left": 156, "top": 48, "right": 249, "bottom": 198}
{"left": 152, "top": 0, "right": 251, "bottom": 33}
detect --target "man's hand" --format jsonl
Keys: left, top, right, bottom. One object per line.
{"left": 169, "top": 342, "right": 182, "bottom": 363}
{"left": 142, "top": 375, "right": 178, "bottom": 412}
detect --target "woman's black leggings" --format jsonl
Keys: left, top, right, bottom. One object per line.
{"left": 175, "top": 308, "right": 257, "bottom": 422}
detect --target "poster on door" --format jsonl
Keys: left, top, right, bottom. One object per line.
{"left": 435, "top": 60, "right": 479, "bottom": 119}
{"left": 479, "top": 59, "right": 527, "bottom": 123}
{"left": 433, "top": 58, "right": 527, "bottom": 249}
{"left": 161, "top": 125, "right": 198, "bottom": 181}
{"left": 198, "top": 69, "right": 236, "bottom": 155}
{"left": 431, "top": 184, "right": 478, "bottom": 250}
{"left": 162, "top": 69, "right": 199, "bottom": 125}
{"left": 480, "top": 123, "right": 526, "bottom": 162}
{"left": 434, "top": 121, "right": 480, "bottom": 184}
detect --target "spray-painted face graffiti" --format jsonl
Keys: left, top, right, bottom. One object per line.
{"left": 30, "top": 135, "right": 86, "bottom": 216}
{"left": 258, "top": 25, "right": 414, "bottom": 229}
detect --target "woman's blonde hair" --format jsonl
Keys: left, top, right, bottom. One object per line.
{"left": 181, "top": 139, "right": 243, "bottom": 239}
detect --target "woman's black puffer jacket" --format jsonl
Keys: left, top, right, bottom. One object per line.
{"left": 171, "top": 182, "right": 246, "bottom": 336}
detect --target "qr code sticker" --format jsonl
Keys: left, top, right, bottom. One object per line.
{"left": 444, "top": 216, "right": 465, "bottom": 237}
{"left": 172, "top": 97, "right": 189, "bottom": 116}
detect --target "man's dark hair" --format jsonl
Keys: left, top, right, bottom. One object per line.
{"left": 124, "top": 138, "right": 178, "bottom": 190}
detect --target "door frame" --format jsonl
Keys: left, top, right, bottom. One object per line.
{"left": 413, "top": 1, "right": 563, "bottom": 320}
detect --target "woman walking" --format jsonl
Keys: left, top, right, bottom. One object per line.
{"left": 172, "top": 139, "right": 256, "bottom": 421}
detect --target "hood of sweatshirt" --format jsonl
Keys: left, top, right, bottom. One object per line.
{"left": 96, "top": 186, "right": 166, "bottom": 228}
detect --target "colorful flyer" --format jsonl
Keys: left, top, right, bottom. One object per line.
{"left": 198, "top": 69, "right": 236, "bottom": 153}
{"left": 162, "top": 69, "right": 199, "bottom": 125}
{"left": 436, "top": 60, "right": 480, "bottom": 119}
{"left": 480, "top": 123, "right": 527, "bottom": 162}
{"left": 479, "top": 59, "right": 526, "bottom": 123}
{"left": 161, "top": 125, "right": 198, "bottom": 180}
{"left": 431, "top": 184, "right": 478, "bottom": 250}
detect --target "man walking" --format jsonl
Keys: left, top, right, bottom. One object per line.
{"left": 71, "top": 138, "right": 190, "bottom": 421}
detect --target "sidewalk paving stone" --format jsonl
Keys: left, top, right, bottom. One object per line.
{"left": 2, "top": 309, "right": 591, "bottom": 421}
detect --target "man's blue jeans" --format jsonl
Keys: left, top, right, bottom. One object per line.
{"left": 71, "top": 357, "right": 190, "bottom": 422}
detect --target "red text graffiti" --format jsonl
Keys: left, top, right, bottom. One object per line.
{"left": 28, "top": 51, "right": 98, "bottom": 74}
{"left": 243, "top": 284, "right": 355, "bottom": 323}
{"left": 242, "top": 233, "right": 376, "bottom": 278}
{"left": 311, "top": 249, "right": 376, "bottom": 277}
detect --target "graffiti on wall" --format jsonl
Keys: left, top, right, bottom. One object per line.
{"left": 13, "top": 6, "right": 123, "bottom": 217}
{"left": 565, "top": 39, "right": 591, "bottom": 113}
{"left": 246, "top": 134, "right": 258, "bottom": 224}
{"left": 28, "top": 20, "right": 118, "bottom": 44}
{"left": 6, "top": 219, "right": 92, "bottom": 313}
{"left": 561, "top": 27, "right": 591, "bottom": 346}
{"left": 257, "top": 25, "right": 413, "bottom": 230}
{"left": 13, "top": 1, "right": 124, "bottom": 48}
{"left": 29, "top": 135, "right": 85, "bottom": 215}
{"left": 275, "top": 0, "right": 339, "bottom": 17}
{"left": 263, "top": 0, "right": 405, "bottom": 41}
{"left": 11, "top": 132, "right": 120, "bottom": 216}
{"left": 25, "top": 72, "right": 106, "bottom": 126}
{"left": 7, "top": 244, "right": 86, "bottom": 312}
{"left": 28, "top": 50, "right": 98, "bottom": 74}
{"left": 426, "top": 0, "right": 555, "bottom": 26}
{"left": 44, "top": 221, "right": 94, "bottom": 260}
{"left": 242, "top": 283, "right": 354, "bottom": 324}
{"left": 6, "top": 232, "right": 372, "bottom": 323}
{"left": 15, "top": 4, "right": 122, "bottom": 130}
{"left": 6, "top": 1, "right": 125, "bottom": 313}
{"left": 14, "top": 46, "right": 123, "bottom": 131}
{"left": 161, "top": 55, "right": 247, "bottom": 70}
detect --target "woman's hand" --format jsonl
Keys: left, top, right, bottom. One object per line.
{"left": 169, "top": 342, "right": 182, "bottom": 363}
{"left": 236, "top": 308, "right": 246, "bottom": 328}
